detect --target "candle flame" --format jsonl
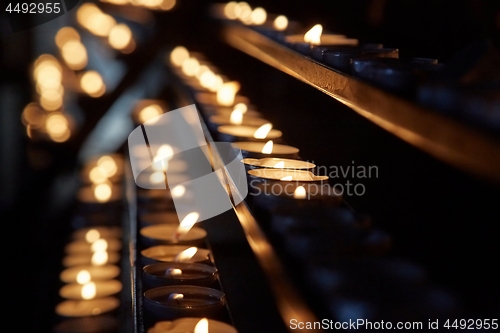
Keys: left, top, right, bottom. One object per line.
{"left": 216, "top": 81, "right": 240, "bottom": 106}
{"left": 168, "top": 293, "right": 184, "bottom": 302}
{"left": 80, "top": 70, "right": 106, "bottom": 97}
{"left": 181, "top": 57, "right": 200, "bottom": 77}
{"left": 171, "top": 185, "right": 186, "bottom": 198}
{"left": 261, "top": 140, "right": 273, "bottom": 154}
{"left": 85, "top": 229, "right": 100, "bottom": 243}
{"left": 76, "top": 270, "right": 91, "bottom": 284}
{"left": 97, "top": 156, "right": 118, "bottom": 178}
{"left": 224, "top": 1, "right": 238, "bottom": 19}
{"left": 174, "top": 212, "right": 199, "bottom": 240}
{"left": 250, "top": 7, "right": 266, "bottom": 25}
{"left": 293, "top": 186, "right": 307, "bottom": 199}
{"left": 165, "top": 268, "right": 182, "bottom": 277}
{"left": 174, "top": 247, "right": 198, "bottom": 262}
{"left": 229, "top": 109, "right": 243, "bottom": 125}
{"left": 280, "top": 176, "right": 293, "bottom": 181}
{"left": 91, "top": 239, "right": 108, "bottom": 252}
{"left": 89, "top": 166, "right": 108, "bottom": 184}
{"left": 108, "top": 23, "right": 133, "bottom": 51}
{"left": 304, "top": 24, "right": 323, "bottom": 45}
{"left": 139, "top": 104, "right": 163, "bottom": 124}
{"left": 194, "top": 318, "right": 209, "bottom": 333}
{"left": 149, "top": 171, "right": 166, "bottom": 184}
{"left": 170, "top": 46, "right": 189, "bottom": 67}
{"left": 273, "top": 161, "right": 285, "bottom": 168}
{"left": 156, "top": 144, "right": 174, "bottom": 161}
{"left": 94, "top": 183, "right": 112, "bottom": 202}
{"left": 274, "top": 15, "right": 288, "bottom": 31}
{"left": 253, "top": 123, "right": 273, "bottom": 139}
{"left": 234, "top": 103, "right": 248, "bottom": 114}
{"left": 81, "top": 282, "right": 96, "bottom": 300}
{"left": 91, "top": 251, "right": 108, "bottom": 266}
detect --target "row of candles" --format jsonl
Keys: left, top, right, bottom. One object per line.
{"left": 53, "top": 154, "right": 125, "bottom": 333}
{"left": 215, "top": 1, "right": 442, "bottom": 96}
{"left": 162, "top": 45, "right": 464, "bottom": 323}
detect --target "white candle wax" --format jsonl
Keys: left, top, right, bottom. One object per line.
{"left": 60, "top": 265, "right": 120, "bottom": 283}
{"left": 148, "top": 317, "right": 238, "bottom": 333}
{"left": 64, "top": 238, "right": 122, "bottom": 254}
{"left": 140, "top": 225, "right": 207, "bottom": 246}
{"left": 232, "top": 141, "right": 299, "bottom": 156}
{"left": 71, "top": 226, "right": 122, "bottom": 240}
{"left": 62, "top": 251, "right": 120, "bottom": 267}
{"left": 55, "top": 297, "right": 120, "bottom": 317}
{"left": 59, "top": 280, "right": 123, "bottom": 300}
{"left": 242, "top": 157, "right": 315, "bottom": 170}
{"left": 217, "top": 125, "right": 282, "bottom": 140}
{"left": 141, "top": 245, "right": 211, "bottom": 264}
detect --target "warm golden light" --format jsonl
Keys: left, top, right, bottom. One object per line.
{"left": 80, "top": 71, "right": 106, "bottom": 97}
{"left": 86, "top": 12, "right": 116, "bottom": 37}
{"left": 139, "top": 104, "right": 163, "bottom": 123}
{"left": 199, "top": 70, "right": 219, "bottom": 90}
{"left": 85, "top": 229, "right": 101, "bottom": 243}
{"left": 89, "top": 166, "right": 108, "bottom": 184}
{"left": 274, "top": 15, "right": 288, "bottom": 31}
{"left": 293, "top": 186, "right": 307, "bottom": 199}
{"left": 304, "top": 24, "right": 323, "bottom": 45}
{"left": 280, "top": 176, "right": 293, "bottom": 181}
{"left": 165, "top": 268, "right": 182, "bottom": 277}
{"left": 168, "top": 293, "right": 184, "bottom": 302}
{"left": 181, "top": 57, "right": 200, "bottom": 77}
{"left": 174, "top": 247, "right": 198, "bottom": 262}
{"left": 170, "top": 46, "right": 189, "bottom": 67}
{"left": 91, "top": 239, "right": 108, "bottom": 252}
{"left": 195, "top": 65, "right": 211, "bottom": 81}
{"left": 108, "top": 24, "right": 133, "bottom": 50}
{"left": 76, "top": 270, "right": 91, "bottom": 284}
{"left": 234, "top": 102, "right": 248, "bottom": 114}
{"left": 55, "top": 27, "right": 81, "bottom": 49}
{"left": 149, "top": 171, "right": 165, "bottom": 184}
{"left": 141, "top": 0, "right": 163, "bottom": 8}
{"left": 159, "top": 0, "right": 176, "bottom": 10}
{"left": 46, "top": 113, "right": 68, "bottom": 136}
{"left": 194, "top": 318, "right": 209, "bottom": 333}
{"left": 253, "top": 123, "right": 273, "bottom": 139}
{"left": 174, "top": 212, "right": 199, "bottom": 240}
{"left": 273, "top": 161, "right": 285, "bottom": 168}
{"left": 76, "top": 3, "right": 101, "bottom": 26}
{"left": 216, "top": 81, "right": 240, "bottom": 106}
{"left": 81, "top": 282, "right": 97, "bottom": 300}
{"left": 262, "top": 140, "right": 273, "bottom": 154}
{"left": 171, "top": 185, "right": 186, "bottom": 198}
{"left": 235, "top": 2, "right": 252, "bottom": 24}
{"left": 224, "top": 1, "right": 238, "bottom": 19}
{"left": 91, "top": 251, "right": 109, "bottom": 265}
{"left": 250, "top": 7, "right": 267, "bottom": 25}
{"left": 22, "top": 103, "right": 45, "bottom": 128}
{"left": 94, "top": 183, "right": 112, "bottom": 202}
{"left": 40, "top": 89, "right": 63, "bottom": 111}
{"left": 229, "top": 109, "right": 243, "bottom": 125}
{"left": 61, "top": 40, "right": 88, "bottom": 70}
{"left": 97, "top": 156, "right": 118, "bottom": 178}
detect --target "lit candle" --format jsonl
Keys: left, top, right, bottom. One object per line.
{"left": 64, "top": 238, "right": 122, "bottom": 254}
{"left": 71, "top": 226, "right": 122, "bottom": 240}
{"left": 138, "top": 211, "right": 181, "bottom": 228}
{"left": 80, "top": 154, "right": 124, "bottom": 184}
{"left": 232, "top": 140, "right": 299, "bottom": 159}
{"left": 247, "top": 168, "right": 328, "bottom": 183}
{"left": 77, "top": 182, "right": 122, "bottom": 204}
{"left": 59, "top": 280, "right": 123, "bottom": 300}
{"left": 142, "top": 262, "right": 218, "bottom": 289}
{"left": 148, "top": 317, "right": 238, "bottom": 333}
{"left": 62, "top": 250, "right": 120, "bottom": 267}
{"left": 141, "top": 245, "right": 212, "bottom": 266}
{"left": 285, "top": 24, "right": 359, "bottom": 56}
{"left": 131, "top": 100, "right": 168, "bottom": 126}
{"left": 143, "top": 285, "right": 227, "bottom": 324}
{"left": 60, "top": 265, "right": 120, "bottom": 283}
{"left": 216, "top": 123, "right": 282, "bottom": 142}
{"left": 207, "top": 112, "right": 269, "bottom": 133}
{"left": 241, "top": 157, "right": 316, "bottom": 170}
{"left": 55, "top": 297, "right": 120, "bottom": 317}
{"left": 139, "top": 224, "right": 207, "bottom": 248}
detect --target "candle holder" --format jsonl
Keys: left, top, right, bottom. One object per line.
{"left": 322, "top": 47, "right": 399, "bottom": 73}
{"left": 207, "top": 113, "right": 269, "bottom": 133}
{"left": 131, "top": 99, "right": 168, "bottom": 127}
{"left": 201, "top": 105, "right": 262, "bottom": 119}
{"left": 139, "top": 224, "right": 207, "bottom": 248}
{"left": 143, "top": 286, "right": 227, "bottom": 326}
{"left": 310, "top": 43, "right": 384, "bottom": 61}
{"left": 141, "top": 245, "right": 212, "bottom": 266}
{"left": 195, "top": 91, "right": 250, "bottom": 108}
{"left": 80, "top": 154, "right": 124, "bottom": 185}
{"left": 71, "top": 226, "right": 122, "bottom": 240}
{"left": 59, "top": 280, "right": 123, "bottom": 300}
{"left": 247, "top": 168, "right": 328, "bottom": 186}
{"left": 62, "top": 251, "right": 121, "bottom": 267}
{"left": 147, "top": 317, "right": 238, "bottom": 333}
{"left": 242, "top": 157, "right": 315, "bottom": 170}
{"left": 232, "top": 141, "right": 299, "bottom": 159}
{"left": 64, "top": 238, "right": 122, "bottom": 254}
{"left": 55, "top": 297, "right": 120, "bottom": 318}
{"left": 139, "top": 211, "right": 180, "bottom": 228}
{"left": 52, "top": 315, "right": 120, "bottom": 333}
{"left": 284, "top": 33, "right": 359, "bottom": 56}
{"left": 142, "top": 262, "right": 219, "bottom": 290}
{"left": 60, "top": 265, "right": 121, "bottom": 283}
{"left": 216, "top": 124, "right": 283, "bottom": 143}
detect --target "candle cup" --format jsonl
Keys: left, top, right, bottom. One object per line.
{"left": 55, "top": 297, "right": 120, "bottom": 318}
{"left": 284, "top": 33, "right": 359, "bottom": 56}
{"left": 59, "top": 280, "right": 123, "bottom": 300}
{"left": 310, "top": 43, "right": 384, "bottom": 61}
{"left": 142, "top": 262, "right": 219, "bottom": 290}
{"left": 77, "top": 183, "right": 123, "bottom": 205}
{"left": 139, "top": 224, "right": 207, "bottom": 248}
{"left": 195, "top": 91, "right": 250, "bottom": 109}
{"left": 71, "top": 226, "right": 122, "bottom": 240}
{"left": 251, "top": 19, "right": 301, "bottom": 42}
{"left": 62, "top": 251, "right": 121, "bottom": 267}
{"left": 242, "top": 157, "right": 315, "bottom": 171}
{"left": 232, "top": 141, "right": 299, "bottom": 159}
{"left": 80, "top": 154, "right": 124, "bottom": 185}
{"left": 141, "top": 245, "right": 212, "bottom": 266}
{"left": 216, "top": 125, "right": 283, "bottom": 143}
{"left": 64, "top": 238, "right": 122, "bottom": 254}
{"left": 139, "top": 211, "right": 180, "bottom": 228}
{"left": 351, "top": 58, "right": 443, "bottom": 95}
{"left": 206, "top": 114, "right": 269, "bottom": 133}
{"left": 202, "top": 105, "right": 263, "bottom": 119}
{"left": 52, "top": 315, "right": 120, "bottom": 333}
{"left": 323, "top": 48, "right": 399, "bottom": 73}
{"left": 60, "top": 265, "right": 121, "bottom": 283}
{"left": 247, "top": 168, "right": 328, "bottom": 186}
{"left": 147, "top": 317, "right": 237, "bottom": 333}
{"left": 143, "top": 286, "right": 227, "bottom": 326}
{"left": 131, "top": 99, "right": 168, "bottom": 127}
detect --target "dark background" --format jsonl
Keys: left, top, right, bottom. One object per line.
{"left": 1, "top": 0, "right": 500, "bottom": 331}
